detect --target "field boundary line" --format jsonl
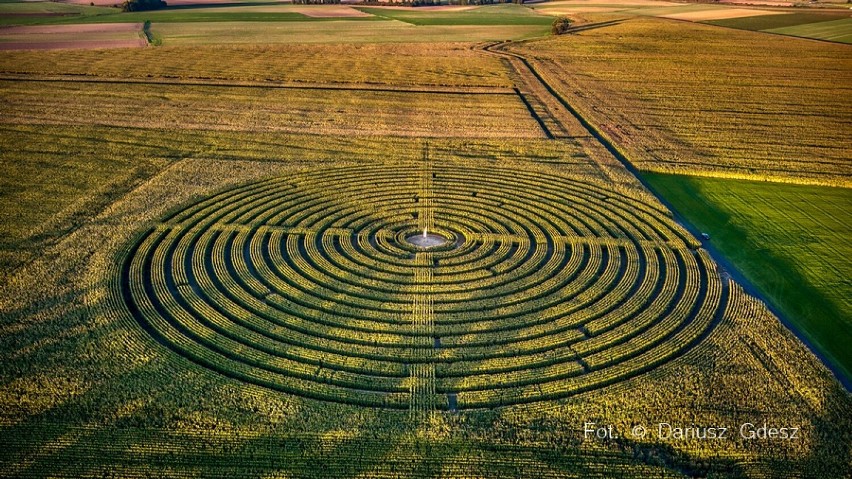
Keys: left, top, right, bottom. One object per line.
{"left": 512, "top": 87, "right": 554, "bottom": 139}
{"left": 0, "top": 75, "right": 516, "bottom": 95}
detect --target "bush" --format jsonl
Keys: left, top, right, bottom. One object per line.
{"left": 121, "top": 0, "right": 166, "bottom": 12}
{"left": 551, "top": 16, "right": 572, "bottom": 35}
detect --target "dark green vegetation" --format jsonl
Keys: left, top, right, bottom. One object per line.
{"left": 551, "top": 15, "right": 571, "bottom": 35}
{"left": 121, "top": 0, "right": 166, "bottom": 13}
{"left": 707, "top": 12, "right": 848, "bottom": 32}
{"left": 644, "top": 173, "right": 852, "bottom": 383}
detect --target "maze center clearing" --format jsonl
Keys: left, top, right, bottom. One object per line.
{"left": 119, "top": 164, "right": 726, "bottom": 413}
{"left": 405, "top": 232, "right": 451, "bottom": 249}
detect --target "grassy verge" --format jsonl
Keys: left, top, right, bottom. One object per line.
{"left": 644, "top": 172, "right": 852, "bottom": 384}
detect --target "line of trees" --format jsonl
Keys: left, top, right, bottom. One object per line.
{"left": 358, "top": 0, "right": 522, "bottom": 5}
{"left": 121, "top": 0, "right": 166, "bottom": 12}
{"left": 290, "top": 0, "right": 342, "bottom": 4}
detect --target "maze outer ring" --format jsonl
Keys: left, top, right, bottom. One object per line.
{"left": 120, "top": 165, "right": 726, "bottom": 409}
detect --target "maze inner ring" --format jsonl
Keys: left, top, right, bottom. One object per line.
{"left": 120, "top": 165, "right": 726, "bottom": 410}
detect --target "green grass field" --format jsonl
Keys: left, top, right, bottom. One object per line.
{"left": 767, "top": 17, "right": 852, "bottom": 43}
{"left": 644, "top": 173, "right": 852, "bottom": 383}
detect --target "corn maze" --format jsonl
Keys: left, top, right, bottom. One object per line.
{"left": 120, "top": 164, "right": 728, "bottom": 413}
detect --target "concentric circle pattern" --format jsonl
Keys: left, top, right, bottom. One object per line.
{"left": 121, "top": 165, "right": 726, "bottom": 410}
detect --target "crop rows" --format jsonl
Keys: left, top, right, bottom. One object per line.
{"left": 0, "top": 79, "right": 542, "bottom": 139}
{"left": 511, "top": 18, "right": 852, "bottom": 186}
{"left": 121, "top": 165, "right": 725, "bottom": 410}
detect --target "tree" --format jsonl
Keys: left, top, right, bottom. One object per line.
{"left": 551, "top": 16, "right": 572, "bottom": 35}
{"left": 121, "top": 0, "right": 166, "bottom": 12}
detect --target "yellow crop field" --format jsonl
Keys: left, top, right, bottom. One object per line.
{"left": 1, "top": 2, "right": 850, "bottom": 478}
{"left": 510, "top": 15, "right": 852, "bottom": 186}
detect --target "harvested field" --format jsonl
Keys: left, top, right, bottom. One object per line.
{"left": 541, "top": 0, "right": 679, "bottom": 6}
{"left": 628, "top": 3, "right": 719, "bottom": 16}
{"left": 661, "top": 7, "right": 785, "bottom": 21}
{"left": 0, "top": 39, "right": 145, "bottom": 50}
{"left": 719, "top": 0, "right": 802, "bottom": 5}
{"left": 0, "top": 1, "right": 114, "bottom": 26}
{"left": 364, "top": 6, "right": 480, "bottom": 12}
{"left": 535, "top": 6, "right": 628, "bottom": 15}
{"left": 357, "top": 4, "right": 553, "bottom": 26}
{"left": 0, "top": 22, "right": 145, "bottom": 50}
{"left": 0, "top": 22, "right": 141, "bottom": 34}
{"left": 280, "top": 6, "right": 371, "bottom": 17}
{"left": 171, "top": 4, "right": 374, "bottom": 17}
{"left": 151, "top": 21, "right": 550, "bottom": 44}
{"left": 531, "top": 0, "right": 681, "bottom": 16}
{"left": 1, "top": 12, "right": 80, "bottom": 17}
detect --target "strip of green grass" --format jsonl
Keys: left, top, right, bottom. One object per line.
{"left": 644, "top": 173, "right": 852, "bottom": 384}
{"left": 357, "top": 4, "right": 553, "bottom": 26}
{"left": 706, "top": 12, "right": 848, "bottom": 31}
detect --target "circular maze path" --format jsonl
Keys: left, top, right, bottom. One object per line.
{"left": 120, "top": 165, "right": 727, "bottom": 412}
